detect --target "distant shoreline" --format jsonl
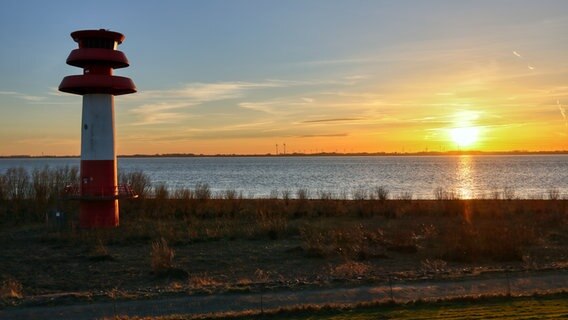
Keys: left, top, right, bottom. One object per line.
{"left": 2, "top": 150, "right": 568, "bottom": 158}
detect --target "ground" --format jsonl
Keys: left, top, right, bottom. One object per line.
{"left": 0, "top": 199, "right": 567, "bottom": 317}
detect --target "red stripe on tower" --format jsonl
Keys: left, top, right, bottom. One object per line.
{"left": 59, "top": 29, "right": 136, "bottom": 228}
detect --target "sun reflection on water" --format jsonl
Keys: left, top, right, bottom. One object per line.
{"left": 455, "top": 155, "right": 475, "bottom": 199}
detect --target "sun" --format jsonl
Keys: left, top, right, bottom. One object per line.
{"left": 450, "top": 127, "right": 479, "bottom": 148}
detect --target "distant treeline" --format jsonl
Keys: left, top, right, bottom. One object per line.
{"left": 3, "top": 150, "right": 568, "bottom": 159}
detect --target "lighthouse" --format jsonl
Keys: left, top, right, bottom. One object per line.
{"left": 59, "top": 29, "right": 136, "bottom": 228}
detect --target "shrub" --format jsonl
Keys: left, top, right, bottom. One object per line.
{"left": 296, "top": 188, "right": 309, "bottom": 200}
{"left": 0, "top": 278, "right": 23, "bottom": 299}
{"left": 300, "top": 226, "right": 386, "bottom": 260}
{"left": 420, "top": 258, "right": 448, "bottom": 274}
{"left": 51, "top": 166, "right": 79, "bottom": 198}
{"left": 151, "top": 238, "right": 175, "bottom": 274}
{"left": 4, "top": 167, "right": 30, "bottom": 200}
{"left": 330, "top": 261, "right": 370, "bottom": 279}
{"left": 153, "top": 183, "right": 169, "bottom": 199}
{"left": 269, "top": 189, "right": 280, "bottom": 199}
{"left": 223, "top": 189, "right": 240, "bottom": 200}
{"left": 434, "top": 187, "right": 460, "bottom": 200}
{"left": 0, "top": 174, "right": 5, "bottom": 200}
{"left": 256, "top": 209, "right": 288, "bottom": 240}
{"left": 189, "top": 274, "right": 222, "bottom": 290}
{"left": 397, "top": 191, "right": 413, "bottom": 201}
{"left": 374, "top": 186, "right": 390, "bottom": 201}
{"left": 317, "top": 190, "right": 333, "bottom": 200}
{"left": 352, "top": 188, "right": 368, "bottom": 200}
{"left": 503, "top": 186, "right": 516, "bottom": 200}
{"left": 439, "top": 218, "right": 535, "bottom": 262}
{"left": 547, "top": 188, "right": 560, "bottom": 200}
{"left": 194, "top": 183, "right": 211, "bottom": 201}
{"left": 31, "top": 167, "right": 50, "bottom": 201}
{"left": 172, "top": 187, "right": 192, "bottom": 200}
{"left": 119, "top": 170, "right": 152, "bottom": 198}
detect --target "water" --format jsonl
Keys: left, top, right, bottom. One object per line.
{"left": 0, "top": 155, "right": 567, "bottom": 199}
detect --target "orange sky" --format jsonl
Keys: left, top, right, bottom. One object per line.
{"left": 1, "top": 1, "right": 567, "bottom": 155}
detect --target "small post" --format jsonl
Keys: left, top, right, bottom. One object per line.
{"left": 388, "top": 275, "right": 395, "bottom": 302}
{"left": 260, "top": 290, "right": 264, "bottom": 315}
{"left": 505, "top": 271, "right": 511, "bottom": 297}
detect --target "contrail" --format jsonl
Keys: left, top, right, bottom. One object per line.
{"left": 558, "top": 100, "right": 567, "bottom": 128}
{"left": 513, "top": 50, "right": 535, "bottom": 70}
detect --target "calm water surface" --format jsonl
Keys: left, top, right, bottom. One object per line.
{"left": 0, "top": 155, "right": 567, "bottom": 199}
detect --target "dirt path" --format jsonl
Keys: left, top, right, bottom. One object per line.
{"left": 1, "top": 270, "right": 566, "bottom": 320}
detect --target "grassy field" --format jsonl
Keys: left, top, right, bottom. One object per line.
{"left": 102, "top": 294, "right": 568, "bottom": 319}
{"left": 201, "top": 294, "right": 568, "bottom": 320}
{"left": 0, "top": 167, "right": 567, "bottom": 310}
{"left": 291, "top": 296, "right": 568, "bottom": 320}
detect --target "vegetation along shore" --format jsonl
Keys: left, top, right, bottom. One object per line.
{"left": 0, "top": 166, "right": 566, "bottom": 313}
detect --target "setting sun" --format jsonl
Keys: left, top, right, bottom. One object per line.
{"left": 450, "top": 127, "right": 479, "bottom": 148}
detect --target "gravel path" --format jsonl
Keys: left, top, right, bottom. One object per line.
{"left": 1, "top": 270, "right": 566, "bottom": 320}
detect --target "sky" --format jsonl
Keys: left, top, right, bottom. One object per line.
{"left": 1, "top": 0, "right": 567, "bottom": 156}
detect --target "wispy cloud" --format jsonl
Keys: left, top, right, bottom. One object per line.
{"left": 302, "top": 118, "right": 363, "bottom": 123}
{"left": 0, "top": 90, "right": 45, "bottom": 102}
{"left": 129, "top": 102, "right": 195, "bottom": 126}
{"left": 295, "top": 57, "right": 375, "bottom": 67}
{"left": 298, "top": 133, "right": 349, "bottom": 138}
{"left": 558, "top": 100, "right": 567, "bottom": 128}
{"left": 238, "top": 101, "right": 280, "bottom": 114}
{"left": 132, "top": 80, "right": 291, "bottom": 103}
{"left": 126, "top": 80, "right": 301, "bottom": 125}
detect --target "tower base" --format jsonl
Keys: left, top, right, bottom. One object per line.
{"left": 79, "top": 200, "right": 119, "bottom": 228}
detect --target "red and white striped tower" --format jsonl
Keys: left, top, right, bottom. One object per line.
{"left": 59, "top": 29, "right": 136, "bottom": 228}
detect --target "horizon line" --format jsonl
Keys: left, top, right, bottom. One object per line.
{"left": 2, "top": 150, "right": 568, "bottom": 158}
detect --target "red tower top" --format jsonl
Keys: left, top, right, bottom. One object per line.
{"left": 59, "top": 29, "right": 136, "bottom": 95}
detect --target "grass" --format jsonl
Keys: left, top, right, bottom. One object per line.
{"left": 0, "top": 278, "right": 23, "bottom": 300}
{"left": 0, "top": 167, "right": 566, "bottom": 311}
{"left": 3, "top": 197, "right": 564, "bottom": 263}
{"left": 274, "top": 294, "right": 568, "bottom": 320}
{"left": 102, "top": 293, "right": 568, "bottom": 319}
{"left": 151, "top": 238, "right": 175, "bottom": 274}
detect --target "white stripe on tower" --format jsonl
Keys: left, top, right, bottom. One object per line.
{"left": 81, "top": 94, "right": 116, "bottom": 160}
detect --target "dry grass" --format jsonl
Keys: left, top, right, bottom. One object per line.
{"left": 1, "top": 193, "right": 566, "bottom": 302}
{"left": 330, "top": 261, "right": 371, "bottom": 278}
{"left": 17, "top": 198, "right": 564, "bottom": 266}
{"left": 188, "top": 274, "right": 223, "bottom": 292}
{"left": 0, "top": 278, "right": 23, "bottom": 300}
{"left": 151, "top": 238, "right": 175, "bottom": 274}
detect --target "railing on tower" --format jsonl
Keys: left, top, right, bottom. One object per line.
{"left": 63, "top": 184, "right": 138, "bottom": 200}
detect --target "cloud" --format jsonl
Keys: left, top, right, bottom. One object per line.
{"left": 132, "top": 80, "right": 291, "bottom": 103}
{"left": 174, "top": 82, "right": 278, "bottom": 101}
{"left": 296, "top": 57, "right": 375, "bottom": 67}
{"left": 558, "top": 100, "right": 567, "bottom": 128}
{"left": 298, "top": 133, "right": 349, "bottom": 138}
{"left": 129, "top": 102, "right": 195, "bottom": 126}
{"left": 0, "top": 90, "right": 45, "bottom": 102}
{"left": 238, "top": 101, "right": 279, "bottom": 114}
{"left": 126, "top": 80, "right": 302, "bottom": 125}
{"left": 302, "top": 118, "right": 363, "bottom": 123}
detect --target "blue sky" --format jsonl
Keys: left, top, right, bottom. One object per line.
{"left": 1, "top": 0, "right": 568, "bottom": 155}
